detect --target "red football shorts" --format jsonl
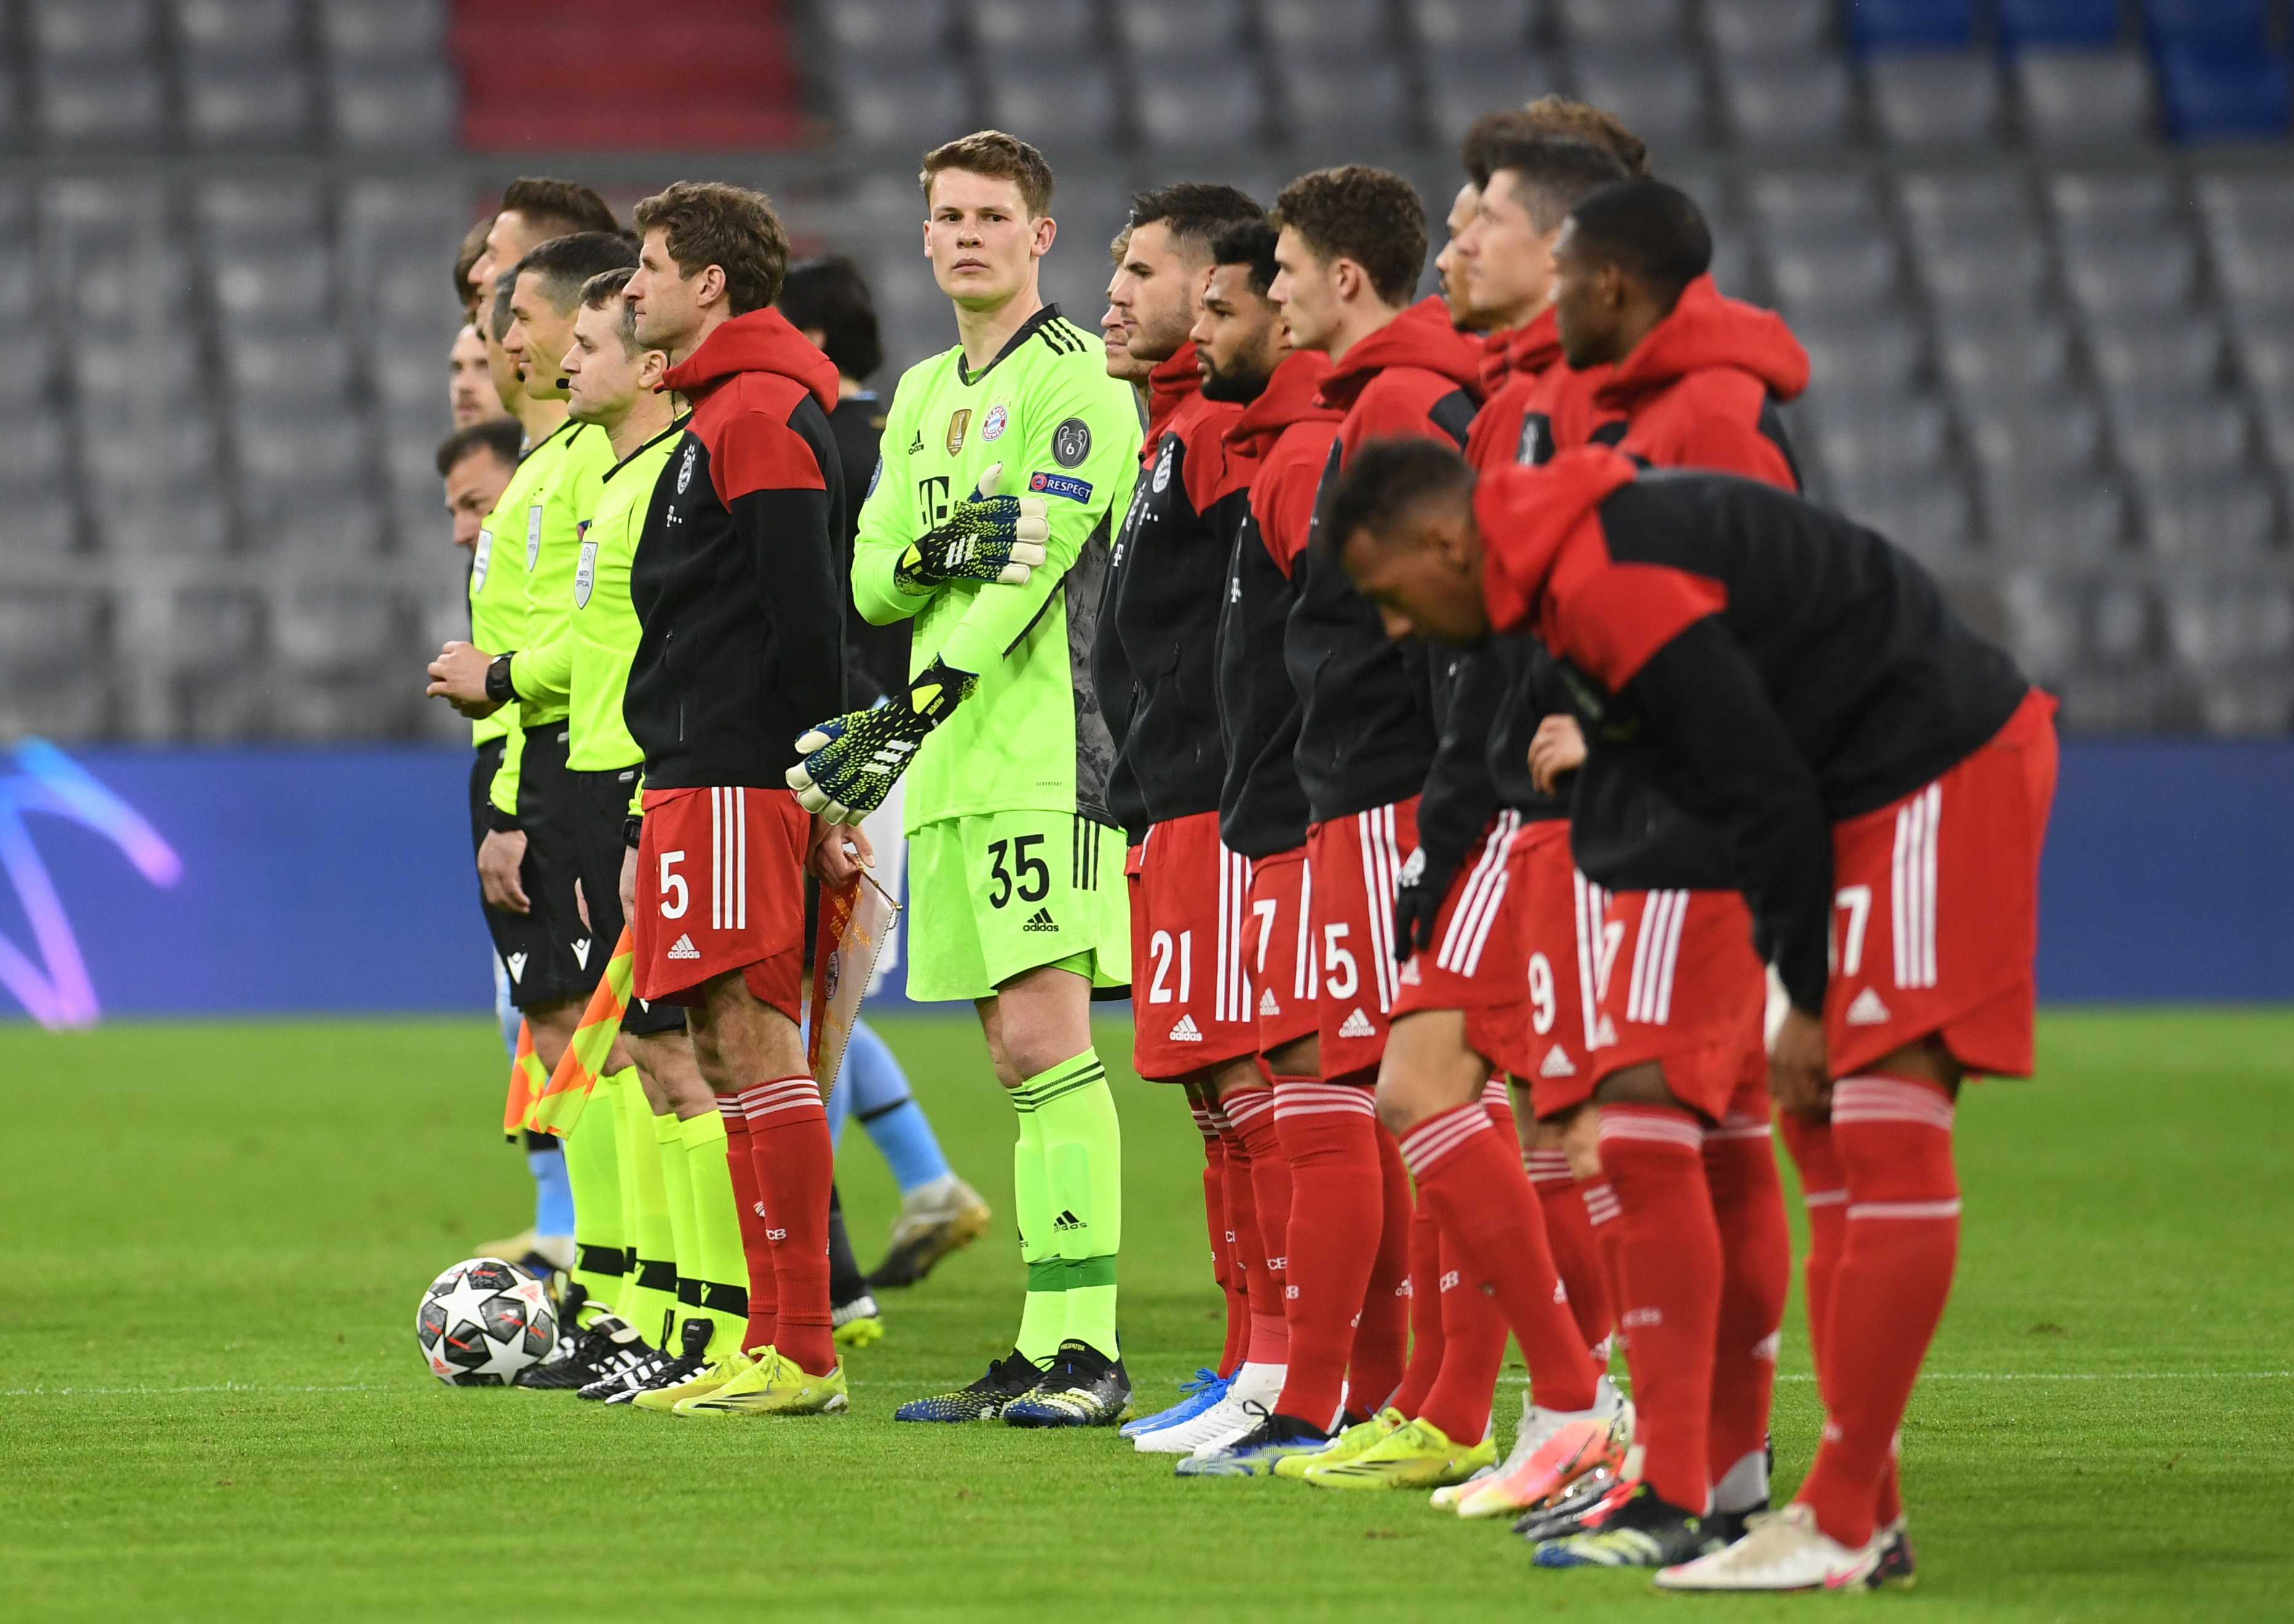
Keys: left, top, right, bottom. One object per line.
{"left": 1512, "top": 818, "right": 1605, "bottom": 1120}
{"left": 1245, "top": 846, "right": 1317, "bottom": 1054}
{"left": 1125, "top": 810, "right": 1260, "bottom": 1079}
{"left": 1825, "top": 687, "right": 2058, "bottom": 1080}
{"left": 1304, "top": 797, "right": 1419, "bottom": 1080}
{"left": 632, "top": 785, "right": 808, "bottom": 1020}
{"left": 1590, "top": 885, "right": 1767, "bottom": 1121}
{"left": 1392, "top": 811, "right": 1527, "bottom": 1074}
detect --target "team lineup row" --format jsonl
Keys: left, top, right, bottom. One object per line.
{"left": 418, "top": 93, "right": 2054, "bottom": 1596}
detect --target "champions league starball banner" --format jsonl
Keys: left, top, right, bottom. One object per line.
{"left": 0, "top": 737, "right": 2287, "bottom": 1024}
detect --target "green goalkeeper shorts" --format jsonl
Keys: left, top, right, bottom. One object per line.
{"left": 904, "top": 811, "right": 1131, "bottom": 1003}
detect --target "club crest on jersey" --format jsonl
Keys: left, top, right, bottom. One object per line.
{"left": 1152, "top": 437, "right": 1175, "bottom": 494}
{"left": 946, "top": 408, "right": 972, "bottom": 456}
{"left": 1052, "top": 417, "right": 1092, "bottom": 468}
{"left": 677, "top": 442, "right": 696, "bottom": 493}
{"left": 1030, "top": 471, "right": 1092, "bottom": 503}
{"left": 574, "top": 537, "right": 597, "bottom": 608}
{"left": 982, "top": 403, "right": 1008, "bottom": 441}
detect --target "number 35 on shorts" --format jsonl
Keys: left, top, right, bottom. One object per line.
{"left": 982, "top": 834, "right": 1052, "bottom": 910}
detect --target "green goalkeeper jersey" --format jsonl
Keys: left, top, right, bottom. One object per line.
{"left": 467, "top": 418, "right": 574, "bottom": 770}
{"left": 852, "top": 304, "right": 1140, "bottom": 833}
{"left": 508, "top": 417, "right": 687, "bottom": 777}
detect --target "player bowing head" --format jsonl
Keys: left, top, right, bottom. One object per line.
{"left": 921, "top": 130, "right": 1057, "bottom": 317}
{"left": 1319, "top": 437, "right": 1489, "bottom": 646}
{"left": 505, "top": 232, "right": 640, "bottom": 404}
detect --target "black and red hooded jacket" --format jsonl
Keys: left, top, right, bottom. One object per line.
{"left": 1215, "top": 349, "right": 1337, "bottom": 859}
{"left": 1289, "top": 298, "right": 1483, "bottom": 826}
{"left": 1097, "top": 343, "right": 1251, "bottom": 838}
{"left": 628, "top": 307, "right": 846, "bottom": 790}
{"left": 1476, "top": 446, "right": 2028, "bottom": 1015}
{"left": 1597, "top": 274, "right": 1809, "bottom": 486}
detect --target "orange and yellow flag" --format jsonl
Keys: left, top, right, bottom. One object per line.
{"left": 526, "top": 928, "right": 635, "bottom": 1137}
{"left": 502, "top": 1016, "right": 547, "bottom": 1138}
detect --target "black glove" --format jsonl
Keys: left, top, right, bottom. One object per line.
{"left": 1392, "top": 845, "right": 1456, "bottom": 961}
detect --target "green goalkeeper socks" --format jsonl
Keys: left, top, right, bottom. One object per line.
{"left": 1010, "top": 1082, "right": 1063, "bottom": 1366}
{"left": 678, "top": 1111, "right": 751, "bottom": 1352}
{"left": 562, "top": 1069, "right": 627, "bottom": 1312}
{"left": 1016, "top": 1050, "right": 1122, "bottom": 1361}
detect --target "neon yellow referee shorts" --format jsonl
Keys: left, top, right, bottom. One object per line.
{"left": 903, "top": 810, "right": 1131, "bottom": 1003}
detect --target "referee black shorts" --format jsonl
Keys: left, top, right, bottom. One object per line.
{"left": 503, "top": 722, "right": 598, "bottom": 1008}
{"left": 469, "top": 735, "right": 576, "bottom": 1010}
{"left": 569, "top": 758, "right": 686, "bottom": 1037}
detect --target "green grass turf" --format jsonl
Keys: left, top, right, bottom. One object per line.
{"left": 0, "top": 1009, "right": 2288, "bottom": 1621}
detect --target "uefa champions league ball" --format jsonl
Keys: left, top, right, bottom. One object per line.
{"left": 416, "top": 1258, "right": 556, "bottom": 1385}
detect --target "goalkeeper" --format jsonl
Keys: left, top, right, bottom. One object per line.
{"left": 789, "top": 130, "right": 1141, "bottom": 1428}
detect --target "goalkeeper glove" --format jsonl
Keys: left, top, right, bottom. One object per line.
{"left": 1391, "top": 845, "right": 1453, "bottom": 961}
{"left": 786, "top": 656, "right": 978, "bottom": 824}
{"left": 894, "top": 461, "right": 1050, "bottom": 594}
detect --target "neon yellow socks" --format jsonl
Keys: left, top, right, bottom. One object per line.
{"left": 654, "top": 1110, "right": 705, "bottom": 1347}
{"left": 1010, "top": 1082, "right": 1062, "bottom": 1365}
{"left": 617, "top": 1088, "right": 677, "bottom": 1349}
{"left": 678, "top": 1110, "right": 751, "bottom": 1353}
{"left": 1015, "top": 1050, "right": 1122, "bottom": 1360}
{"left": 562, "top": 1068, "right": 627, "bottom": 1312}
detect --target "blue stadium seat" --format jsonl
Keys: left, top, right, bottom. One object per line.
{"left": 1844, "top": 0, "right": 1975, "bottom": 55}
{"left": 2139, "top": 0, "right": 2270, "bottom": 50}
{"left": 1996, "top": 0, "right": 2121, "bottom": 52}
{"left": 2153, "top": 46, "right": 2291, "bottom": 141}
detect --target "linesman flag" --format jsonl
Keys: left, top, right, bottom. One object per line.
{"left": 527, "top": 928, "right": 637, "bottom": 1137}
{"left": 502, "top": 1016, "right": 549, "bottom": 1139}
{"left": 809, "top": 870, "right": 900, "bottom": 1094}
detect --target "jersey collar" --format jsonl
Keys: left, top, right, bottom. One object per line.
{"left": 601, "top": 414, "right": 693, "bottom": 483}
{"left": 956, "top": 303, "right": 1066, "bottom": 388}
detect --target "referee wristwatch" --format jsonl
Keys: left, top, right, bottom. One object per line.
{"left": 484, "top": 652, "right": 519, "bottom": 704}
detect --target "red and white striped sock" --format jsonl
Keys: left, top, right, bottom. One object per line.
{"left": 1268, "top": 1077, "right": 1381, "bottom": 1431}
{"left": 1530, "top": 1146, "right": 1612, "bottom": 1353}
{"left": 1408, "top": 1077, "right": 1522, "bottom": 1437}
{"left": 1346, "top": 1120, "right": 1415, "bottom": 1419}
{"left": 1703, "top": 1106, "right": 1791, "bottom": 1510}
{"left": 1795, "top": 1075, "right": 1959, "bottom": 1548}
{"left": 719, "top": 1095, "right": 777, "bottom": 1352}
{"left": 736, "top": 1074, "right": 835, "bottom": 1376}
{"left": 1223, "top": 1082, "right": 1291, "bottom": 1365}
{"left": 1386, "top": 1204, "right": 1445, "bottom": 1420}
{"left": 1400, "top": 1101, "right": 1597, "bottom": 1414}
{"left": 1212, "top": 1101, "right": 1282, "bottom": 1368}
{"left": 1598, "top": 1104, "right": 1722, "bottom": 1513}
{"left": 1192, "top": 1099, "right": 1246, "bottom": 1379}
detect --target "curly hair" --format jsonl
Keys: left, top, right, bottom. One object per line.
{"left": 1270, "top": 166, "right": 1426, "bottom": 307}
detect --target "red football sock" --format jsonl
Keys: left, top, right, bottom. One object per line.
{"left": 1387, "top": 1205, "right": 1445, "bottom": 1419}
{"left": 1530, "top": 1147, "right": 1611, "bottom": 1353}
{"left": 1598, "top": 1104, "right": 1723, "bottom": 1513}
{"left": 1193, "top": 1099, "right": 1246, "bottom": 1378}
{"left": 1401, "top": 1101, "right": 1598, "bottom": 1414}
{"left": 1268, "top": 1077, "right": 1381, "bottom": 1430}
{"left": 1704, "top": 1107, "right": 1792, "bottom": 1508}
{"left": 1779, "top": 1112, "right": 1904, "bottom": 1528}
{"left": 1795, "top": 1075, "right": 1960, "bottom": 1548}
{"left": 736, "top": 1075, "right": 835, "bottom": 1376}
{"left": 720, "top": 1098, "right": 776, "bottom": 1352}
{"left": 1224, "top": 1083, "right": 1291, "bottom": 1365}
{"left": 1418, "top": 1226, "right": 1510, "bottom": 1444}
{"left": 1213, "top": 1103, "right": 1284, "bottom": 1366}
{"left": 1346, "top": 1119, "right": 1414, "bottom": 1417}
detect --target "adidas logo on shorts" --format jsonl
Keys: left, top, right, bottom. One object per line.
{"left": 1538, "top": 1044, "right": 1578, "bottom": 1079}
{"left": 1023, "top": 907, "right": 1058, "bottom": 932}
{"left": 1260, "top": 988, "right": 1279, "bottom": 1017}
{"left": 667, "top": 933, "right": 701, "bottom": 961}
{"left": 1053, "top": 1208, "right": 1084, "bottom": 1232}
{"left": 1338, "top": 1007, "right": 1376, "bottom": 1040}
{"left": 1169, "top": 1013, "right": 1204, "bottom": 1042}
{"left": 1846, "top": 987, "right": 1892, "bottom": 1025}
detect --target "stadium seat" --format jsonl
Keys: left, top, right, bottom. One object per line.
{"left": 980, "top": 53, "right": 1124, "bottom": 156}
{"left": 1263, "top": 0, "right": 1389, "bottom": 53}
{"left": 212, "top": 249, "right": 334, "bottom": 329}
{"left": 1114, "top": 0, "right": 1250, "bottom": 57}
{"left": 2062, "top": 236, "right": 2199, "bottom": 319}
{"left": 1277, "top": 53, "right": 1411, "bottom": 149}
{"left": 0, "top": 416, "right": 71, "bottom": 496}
{"left": 2087, "top": 317, "right": 2226, "bottom": 397}
{"left": 1831, "top": 470, "right": 1979, "bottom": 566}
{"left": 92, "top": 485, "right": 233, "bottom": 558}
{"left": 1406, "top": 0, "right": 1537, "bottom": 52}
{"left": 1765, "top": 236, "right": 1902, "bottom": 316}
{"left": 1706, "top": 0, "right": 1835, "bottom": 58}
{"left": 1718, "top": 51, "right": 1856, "bottom": 148}
{"left": 2146, "top": 473, "right": 2280, "bottom": 561}
{"left": 2153, "top": 46, "right": 2292, "bottom": 142}
{"left": 0, "top": 490, "right": 79, "bottom": 557}
{"left": 36, "top": 62, "right": 168, "bottom": 149}
{"left": 2087, "top": 578, "right": 2163, "bottom": 665}
{"left": 73, "top": 334, "right": 205, "bottom": 416}
{"left": 1570, "top": 49, "right": 1709, "bottom": 154}
{"left": 0, "top": 592, "right": 111, "bottom": 737}
{"left": 1792, "top": 312, "right": 1928, "bottom": 398}
{"left": 234, "top": 410, "right": 364, "bottom": 488}
{"left": 2165, "top": 578, "right": 2294, "bottom": 669}
{"left": 2198, "top": 174, "right": 2294, "bottom": 319}
{"left": 1553, "top": 0, "right": 1691, "bottom": 50}
{"left": 184, "top": 61, "right": 317, "bottom": 148}
{"left": 2109, "top": 394, "right": 2254, "bottom": 486}
{"left": 224, "top": 333, "right": 357, "bottom": 408}
{"left": 178, "top": 0, "right": 304, "bottom": 57}
{"left": 1845, "top": 0, "right": 1977, "bottom": 55}
{"left": 1867, "top": 50, "right": 2003, "bottom": 145}
{"left": 327, "top": 61, "right": 455, "bottom": 148}
{"left": 971, "top": 0, "right": 1100, "bottom": 53}
{"left": 28, "top": 0, "right": 157, "bottom": 58}
{"left": 2013, "top": 49, "right": 2156, "bottom": 146}
{"left": 1814, "top": 397, "right": 1953, "bottom": 488}
{"left": 1995, "top": 0, "right": 2122, "bottom": 52}
{"left": 817, "top": 0, "right": 955, "bottom": 57}
{"left": 1748, "top": 173, "right": 1886, "bottom": 248}
{"left": 1419, "top": 48, "right": 1568, "bottom": 148}
{"left": 1135, "top": 59, "right": 1268, "bottom": 152}
{"left": 2197, "top": 667, "right": 2294, "bottom": 733}
{"left": 317, "top": 0, "right": 447, "bottom": 65}
{"left": 2139, "top": 0, "right": 2271, "bottom": 51}
{"left": 833, "top": 59, "right": 975, "bottom": 152}
{"left": 1935, "top": 310, "right": 2076, "bottom": 396}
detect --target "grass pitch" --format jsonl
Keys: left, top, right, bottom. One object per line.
{"left": 1, "top": 1008, "right": 2288, "bottom": 1621}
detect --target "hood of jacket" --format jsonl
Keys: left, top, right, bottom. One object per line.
{"left": 1226, "top": 349, "right": 1339, "bottom": 461}
{"left": 1145, "top": 341, "right": 1204, "bottom": 451}
{"left": 661, "top": 307, "right": 841, "bottom": 414}
{"left": 1595, "top": 274, "right": 1809, "bottom": 416}
{"left": 1318, "top": 296, "right": 1487, "bottom": 414}
{"left": 1475, "top": 444, "right": 1639, "bottom": 635}
{"left": 1481, "top": 307, "right": 1563, "bottom": 395}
